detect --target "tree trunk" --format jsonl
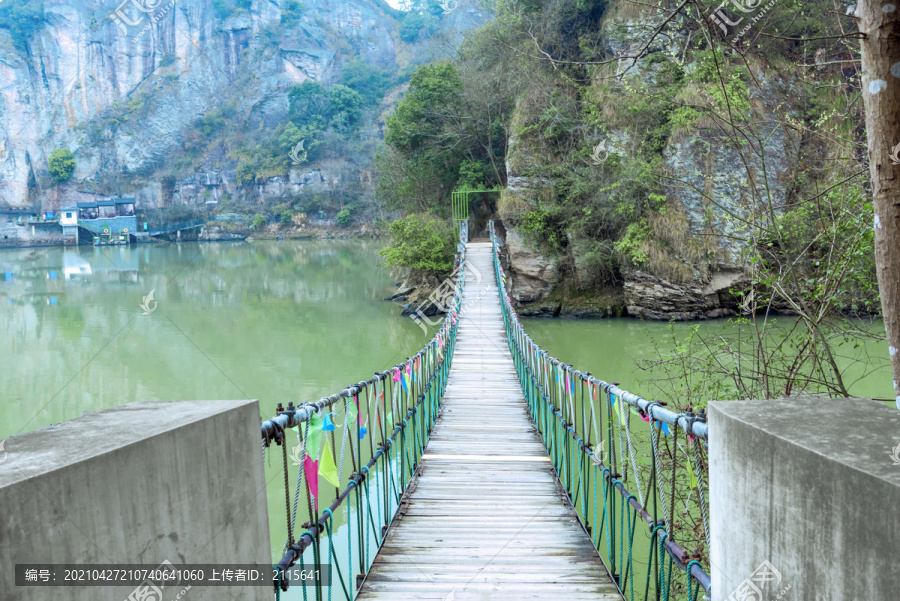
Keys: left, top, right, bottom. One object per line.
{"left": 858, "top": 0, "right": 900, "bottom": 408}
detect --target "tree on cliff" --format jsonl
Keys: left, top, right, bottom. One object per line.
{"left": 378, "top": 57, "right": 512, "bottom": 213}
{"left": 858, "top": 2, "right": 900, "bottom": 408}
{"left": 0, "top": 0, "right": 44, "bottom": 52}
{"left": 48, "top": 149, "right": 76, "bottom": 183}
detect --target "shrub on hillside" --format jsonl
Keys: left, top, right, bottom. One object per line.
{"left": 49, "top": 149, "right": 76, "bottom": 182}
{"left": 379, "top": 213, "right": 455, "bottom": 278}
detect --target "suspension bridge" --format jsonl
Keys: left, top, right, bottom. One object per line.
{"left": 3, "top": 216, "right": 893, "bottom": 601}
{"left": 261, "top": 223, "right": 712, "bottom": 601}
{"left": 356, "top": 242, "right": 621, "bottom": 600}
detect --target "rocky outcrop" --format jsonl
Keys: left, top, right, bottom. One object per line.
{"left": 503, "top": 228, "right": 558, "bottom": 304}
{"left": 624, "top": 271, "right": 745, "bottom": 320}
{"left": 664, "top": 121, "right": 799, "bottom": 268}
{"left": 502, "top": 96, "right": 553, "bottom": 213}
{"left": 620, "top": 92, "right": 799, "bottom": 318}
{"left": 384, "top": 272, "right": 446, "bottom": 318}
{"left": 201, "top": 225, "right": 248, "bottom": 242}
{"left": 517, "top": 303, "right": 627, "bottom": 318}
{"left": 495, "top": 7, "right": 806, "bottom": 320}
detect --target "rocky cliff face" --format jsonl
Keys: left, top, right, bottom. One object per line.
{"left": 0, "top": 0, "right": 402, "bottom": 210}
{"left": 499, "top": 11, "right": 806, "bottom": 320}
{"left": 503, "top": 228, "right": 557, "bottom": 304}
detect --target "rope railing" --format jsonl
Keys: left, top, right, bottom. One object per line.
{"left": 489, "top": 221, "right": 712, "bottom": 600}
{"left": 261, "top": 246, "right": 468, "bottom": 598}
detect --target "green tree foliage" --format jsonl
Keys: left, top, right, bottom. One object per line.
{"left": 288, "top": 81, "right": 330, "bottom": 128}
{"left": 757, "top": 183, "right": 879, "bottom": 315}
{"left": 236, "top": 161, "right": 259, "bottom": 185}
{"left": 281, "top": 0, "right": 303, "bottom": 25}
{"left": 227, "top": 79, "right": 369, "bottom": 185}
{"left": 48, "top": 149, "right": 76, "bottom": 182}
{"left": 198, "top": 108, "right": 226, "bottom": 136}
{"left": 337, "top": 209, "right": 352, "bottom": 227}
{"left": 327, "top": 85, "right": 364, "bottom": 128}
{"left": 379, "top": 214, "right": 455, "bottom": 277}
{"left": 397, "top": 0, "right": 445, "bottom": 42}
{"left": 276, "top": 121, "right": 321, "bottom": 159}
{"left": 252, "top": 213, "right": 267, "bottom": 229}
{"left": 379, "top": 56, "right": 512, "bottom": 212}
{"left": 520, "top": 209, "right": 566, "bottom": 252}
{"left": 287, "top": 81, "right": 365, "bottom": 132}
{"left": 338, "top": 59, "right": 394, "bottom": 106}
{"left": 386, "top": 63, "right": 462, "bottom": 153}
{"left": 0, "top": 0, "right": 44, "bottom": 52}
{"left": 183, "top": 104, "right": 239, "bottom": 156}
{"left": 212, "top": 0, "right": 253, "bottom": 18}
{"left": 456, "top": 159, "right": 492, "bottom": 190}
{"left": 399, "top": 12, "right": 430, "bottom": 43}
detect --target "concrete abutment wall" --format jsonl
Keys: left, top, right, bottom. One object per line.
{"left": 0, "top": 400, "right": 271, "bottom": 601}
{"left": 709, "top": 397, "right": 900, "bottom": 600}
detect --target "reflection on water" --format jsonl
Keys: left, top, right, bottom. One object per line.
{"left": 0, "top": 241, "right": 433, "bottom": 583}
{"left": 522, "top": 316, "right": 895, "bottom": 403}
{"left": 62, "top": 253, "right": 93, "bottom": 280}
{"left": 1, "top": 241, "right": 432, "bottom": 441}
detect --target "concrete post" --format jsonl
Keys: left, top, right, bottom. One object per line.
{"left": 0, "top": 400, "right": 271, "bottom": 601}
{"left": 709, "top": 397, "right": 900, "bottom": 600}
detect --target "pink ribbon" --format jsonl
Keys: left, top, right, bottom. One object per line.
{"left": 303, "top": 455, "right": 319, "bottom": 511}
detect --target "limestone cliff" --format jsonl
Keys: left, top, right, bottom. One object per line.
{"left": 0, "top": 0, "right": 486, "bottom": 212}
{"left": 497, "top": 6, "right": 831, "bottom": 320}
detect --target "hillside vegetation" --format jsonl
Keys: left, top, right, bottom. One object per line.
{"left": 379, "top": 0, "right": 873, "bottom": 306}
{"left": 378, "top": 0, "right": 880, "bottom": 402}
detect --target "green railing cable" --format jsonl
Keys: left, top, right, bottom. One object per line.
{"left": 489, "top": 221, "right": 712, "bottom": 600}
{"left": 262, "top": 245, "right": 469, "bottom": 598}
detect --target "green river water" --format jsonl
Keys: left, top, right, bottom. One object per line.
{"left": 1, "top": 240, "right": 893, "bottom": 598}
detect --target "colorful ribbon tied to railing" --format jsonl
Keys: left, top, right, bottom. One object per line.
{"left": 259, "top": 246, "right": 468, "bottom": 600}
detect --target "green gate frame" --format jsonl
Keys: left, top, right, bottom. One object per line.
{"left": 451, "top": 187, "right": 502, "bottom": 242}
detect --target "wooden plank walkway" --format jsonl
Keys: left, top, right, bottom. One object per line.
{"left": 356, "top": 242, "right": 622, "bottom": 601}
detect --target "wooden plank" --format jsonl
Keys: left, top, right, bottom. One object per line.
{"left": 399, "top": 506, "right": 578, "bottom": 517}
{"left": 365, "top": 571, "right": 609, "bottom": 584}
{"left": 371, "top": 545, "right": 602, "bottom": 558}
{"left": 372, "top": 554, "right": 601, "bottom": 566}
{"left": 357, "top": 592, "right": 621, "bottom": 601}
{"left": 356, "top": 243, "right": 621, "bottom": 601}
{"left": 359, "top": 582, "right": 617, "bottom": 593}
{"left": 419, "top": 454, "right": 550, "bottom": 462}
